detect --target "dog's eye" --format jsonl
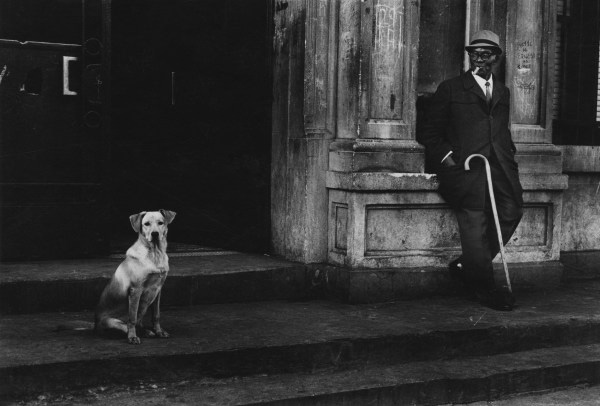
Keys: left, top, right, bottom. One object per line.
{"left": 144, "top": 222, "right": 150, "bottom": 226}
{"left": 158, "top": 222, "right": 164, "bottom": 225}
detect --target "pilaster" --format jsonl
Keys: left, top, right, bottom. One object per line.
{"left": 330, "top": 0, "right": 424, "bottom": 174}
{"left": 327, "top": 0, "right": 432, "bottom": 270}
{"left": 271, "top": 0, "right": 338, "bottom": 263}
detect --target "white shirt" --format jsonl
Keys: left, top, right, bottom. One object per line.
{"left": 471, "top": 71, "right": 494, "bottom": 96}
{"left": 441, "top": 72, "right": 494, "bottom": 164}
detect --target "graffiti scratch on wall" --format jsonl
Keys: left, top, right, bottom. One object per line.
{"left": 374, "top": 3, "right": 404, "bottom": 53}
{"left": 0, "top": 65, "right": 8, "bottom": 85}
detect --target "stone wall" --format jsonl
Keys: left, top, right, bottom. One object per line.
{"left": 561, "top": 146, "right": 600, "bottom": 252}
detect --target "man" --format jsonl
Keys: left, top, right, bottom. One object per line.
{"left": 417, "top": 30, "right": 523, "bottom": 311}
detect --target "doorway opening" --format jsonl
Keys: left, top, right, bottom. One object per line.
{"left": 109, "top": 0, "right": 273, "bottom": 255}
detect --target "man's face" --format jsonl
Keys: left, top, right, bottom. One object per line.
{"left": 468, "top": 47, "right": 499, "bottom": 79}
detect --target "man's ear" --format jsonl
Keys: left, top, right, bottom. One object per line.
{"left": 129, "top": 211, "right": 147, "bottom": 233}
{"left": 160, "top": 209, "right": 176, "bottom": 224}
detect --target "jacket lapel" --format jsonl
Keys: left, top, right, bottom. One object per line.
{"left": 462, "top": 71, "right": 487, "bottom": 104}
{"left": 490, "top": 76, "right": 505, "bottom": 111}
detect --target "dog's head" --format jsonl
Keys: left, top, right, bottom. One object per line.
{"left": 129, "top": 210, "right": 176, "bottom": 246}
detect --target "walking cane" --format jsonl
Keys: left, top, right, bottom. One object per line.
{"left": 464, "top": 154, "right": 512, "bottom": 293}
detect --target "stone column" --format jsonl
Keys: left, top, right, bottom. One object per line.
{"left": 359, "top": 0, "right": 416, "bottom": 140}
{"left": 327, "top": 0, "right": 447, "bottom": 272}
{"left": 330, "top": 0, "right": 423, "bottom": 174}
{"left": 336, "top": 0, "right": 360, "bottom": 140}
{"left": 505, "top": 0, "right": 554, "bottom": 143}
{"left": 271, "top": 0, "right": 338, "bottom": 263}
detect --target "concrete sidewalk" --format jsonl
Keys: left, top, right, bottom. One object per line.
{"left": 2, "top": 279, "right": 600, "bottom": 404}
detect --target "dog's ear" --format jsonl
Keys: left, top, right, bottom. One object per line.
{"left": 129, "top": 211, "right": 147, "bottom": 233}
{"left": 159, "top": 209, "right": 176, "bottom": 225}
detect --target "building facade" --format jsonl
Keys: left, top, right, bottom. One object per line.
{"left": 1, "top": 0, "right": 598, "bottom": 300}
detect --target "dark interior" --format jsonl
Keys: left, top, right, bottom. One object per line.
{"left": 110, "top": 0, "right": 272, "bottom": 253}
{"left": 0, "top": 0, "right": 272, "bottom": 259}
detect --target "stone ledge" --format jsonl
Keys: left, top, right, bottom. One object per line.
{"left": 327, "top": 171, "right": 568, "bottom": 191}
{"left": 515, "top": 143, "right": 563, "bottom": 174}
{"left": 516, "top": 143, "right": 563, "bottom": 155}
{"left": 520, "top": 173, "right": 569, "bottom": 190}
{"left": 0, "top": 254, "right": 308, "bottom": 314}
{"left": 561, "top": 146, "right": 600, "bottom": 173}
{"left": 326, "top": 171, "right": 438, "bottom": 191}
{"left": 329, "top": 139, "right": 425, "bottom": 152}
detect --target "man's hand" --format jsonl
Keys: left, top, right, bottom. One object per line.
{"left": 441, "top": 154, "right": 457, "bottom": 168}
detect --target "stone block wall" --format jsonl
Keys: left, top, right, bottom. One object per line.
{"left": 560, "top": 146, "right": 600, "bottom": 253}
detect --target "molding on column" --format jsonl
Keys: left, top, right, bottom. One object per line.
{"left": 304, "top": 0, "right": 339, "bottom": 138}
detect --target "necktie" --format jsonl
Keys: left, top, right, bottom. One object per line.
{"left": 485, "top": 82, "right": 492, "bottom": 107}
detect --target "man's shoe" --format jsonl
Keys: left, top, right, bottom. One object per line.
{"left": 476, "top": 288, "right": 515, "bottom": 311}
{"left": 448, "top": 259, "right": 479, "bottom": 300}
{"left": 499, "top": 287, "right": 516, "bottom": 307}
{"left": 448, "top": 258, "right": 464, "bottom": 281}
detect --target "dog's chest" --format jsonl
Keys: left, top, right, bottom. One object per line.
{"left": 140, "top": 251, "right": 169, "bottom": 289}
{"left": 143, "top": 268, "right": 167, "bottom": 289}
{"left": 139, "top": 266, "right": 168, "bottom": 309}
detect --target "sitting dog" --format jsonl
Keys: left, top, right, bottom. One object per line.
{"left": 95, "top": 210, "right": 176, "bottom": 344}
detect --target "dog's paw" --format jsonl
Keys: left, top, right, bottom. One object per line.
{"left": 155, "top": 330, "right": 170, "bottom": 338}
{"left": 128, "top": 336, "right": 141, "bottom": 345}
{"left": 142, "top": 329, "right": 156, "bottom": 338}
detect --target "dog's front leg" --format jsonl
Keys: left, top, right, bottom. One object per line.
{"left": 150, "top": 291, "right": 169, "bottom": 338}
{"left": 127, "top": 286, "right": 143, "bottom": 344}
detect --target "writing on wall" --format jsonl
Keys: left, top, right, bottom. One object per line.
{"left": 514, "top": 38, "right": 540, "bottom": 123}
{"left": 516, "top": 40, "right": 535, "bottom": 71}
{"left": 0, "top": 65, "right": 8, "bottom": 85}
{"left": 374, "top": 3, "right": 404, "bottom": 53}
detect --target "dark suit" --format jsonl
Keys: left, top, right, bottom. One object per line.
{"left": 418, "top": 71, "right": 523, "bottom": 290}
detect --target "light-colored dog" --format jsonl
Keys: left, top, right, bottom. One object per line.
{"left": 95, "top": 209, "right": 176, "bottom": 344}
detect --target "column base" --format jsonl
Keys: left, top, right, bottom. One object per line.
{"left": 313, "top": 261, "right": 564, "bottom": 304}
{"left": 329, "top": 139, "right": 425, "bottom": 173}
{"left": 326, "top": 171, "right": 568, "bottom": 293}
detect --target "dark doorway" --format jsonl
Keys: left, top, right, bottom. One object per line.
{"left": 110, "top": 0, "right": 272, "bottom": 253}
{"left": 0, "top": 0, "right": 109, "bottom": 261}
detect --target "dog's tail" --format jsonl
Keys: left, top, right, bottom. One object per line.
{"left": 54, "top": 320, "right": 94, "bottom": 332}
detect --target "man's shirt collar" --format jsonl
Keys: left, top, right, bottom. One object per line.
{"left": 471, "top": 71, "right": 493, "bottom": 94}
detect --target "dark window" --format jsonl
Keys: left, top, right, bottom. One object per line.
{"left": 553, "top": 0, "right": 600, "bottom": 145}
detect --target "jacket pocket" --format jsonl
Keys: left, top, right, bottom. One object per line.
{"left": 436, "top": 166, "right": 467, "bottom": 208}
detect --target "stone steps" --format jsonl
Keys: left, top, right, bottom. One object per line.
{"left": 2, "top": 281, "right": 600, "bottom": 402}
{"left": 18, "top": 344, "right": 600, "bottom": 405}
{"left": 0, "top": 253, "right": 567, "bottom": 315}
{"left": 0, "top": 254, "right": 316, "bottom": 314}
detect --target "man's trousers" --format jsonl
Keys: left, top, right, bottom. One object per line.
{"left": 454, "top": 153, "right": 523, "bottom": 291}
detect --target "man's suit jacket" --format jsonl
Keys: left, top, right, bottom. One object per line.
{"left": 417, "top": 71, "right": 523, "bottom": 209}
